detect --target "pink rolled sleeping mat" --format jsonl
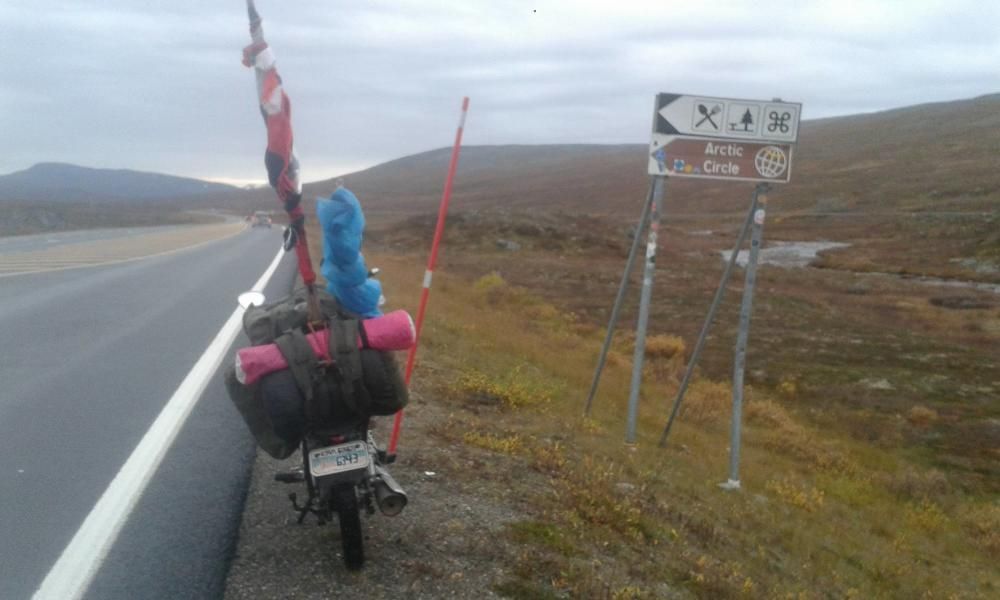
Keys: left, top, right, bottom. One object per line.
{"left": 234, "top": 309, "right": 415, "bottom": 385}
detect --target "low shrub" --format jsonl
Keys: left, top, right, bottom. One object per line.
{"left": 778, "top": 377, "right": 798, "bottom": 398}
{"left": 473, "top": 271, "right": 506, "bottom": 295}
{"left": 745, "top": 398, "right": 795, "bottom": 428}
{"left": 765, "top": 478, "right": 826, "bottom": 512}
{"left": 644, "top": 334, "right": 686, "bottom": 359}
{"left": 960, "top": 502, "right": 1000, "bottom": 557}
{"left": 453, "top": 366, "right": 556, "bottom": 409}
{"left": 681, "top": 380, "right": 731, "bottom": 424}
{"left": 761, "top": 426, "right": 856, "bottom": 475}
{"left": 884, "top": 467, "right": 950, "bottom": 501}
{"left": 904, "top": 500, "right": 949, "bottom": 532}
{"left": 906, "top": 405, "right": 939, "bottom": 428}
{"left": 529, "top": 441, "right": 568, "bottom": 476}
{"left": 463, "top": 431, "right": 523, "bottom": 454}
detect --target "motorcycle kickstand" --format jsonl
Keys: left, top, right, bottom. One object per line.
{"left": 288, "top": 492, "right": 324, "bottom": 525}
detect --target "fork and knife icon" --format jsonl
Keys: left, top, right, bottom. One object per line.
{"left": 696, "top": 103, "right": 721, "bottom": 129}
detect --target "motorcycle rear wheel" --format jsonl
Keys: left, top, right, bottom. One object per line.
{"left": 333, "top": 485, "right": 364, "bottom": 570}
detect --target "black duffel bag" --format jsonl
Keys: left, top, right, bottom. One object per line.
{"left": 225, "top": 287, "right": 408, "bottom": 459}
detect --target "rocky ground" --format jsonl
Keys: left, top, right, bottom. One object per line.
{"left": 223, "top": 376, "right": 529, "bottom": 599}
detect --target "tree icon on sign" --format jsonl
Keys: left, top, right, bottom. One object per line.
{"left": 730, "top": 109, "right": 754, "bottom": 132}
{"left": 729, "top": 104, "right": 757, "bottom": 134}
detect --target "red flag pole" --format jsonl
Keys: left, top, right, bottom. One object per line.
{"left": 387, "top": 97, "right": 469, "bottom": 456}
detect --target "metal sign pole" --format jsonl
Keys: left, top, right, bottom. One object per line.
{"left": 625, "top": 176, "right": 666, "bottom": 444}
{"left": 720, "top": 186, "right": 770, "bottom": 490}
{"left": 658, "top": 183, "right": 764, "bottom": 447}
{"left": 583, "top": 183, "right": 655, "bottom": 416}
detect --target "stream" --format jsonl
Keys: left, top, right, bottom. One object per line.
{"left": 720, "top": 241, "right": 1000, "bottom": 296}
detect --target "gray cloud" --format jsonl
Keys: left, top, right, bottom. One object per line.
{"left": 1, "top": 0, "right": 998, "bottom": 183}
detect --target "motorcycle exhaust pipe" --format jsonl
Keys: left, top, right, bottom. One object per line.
{"left": 372, "top": 465, "right": 408, "bottom": 517}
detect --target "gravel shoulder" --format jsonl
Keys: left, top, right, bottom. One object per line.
{"left": 223, "top": 375, "right": 527, "bottom": 599}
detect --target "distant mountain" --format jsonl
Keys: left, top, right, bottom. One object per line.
{"left": 0, "top": 163, "right": 239, "bottom": 203}
{"left": 302, "top": 93, "right": 1000, "bottom": 218}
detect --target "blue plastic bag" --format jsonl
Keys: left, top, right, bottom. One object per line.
{"left": 316, "top": 187, "right": 383, "bottom": 317}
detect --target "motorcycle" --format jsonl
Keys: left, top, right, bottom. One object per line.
{"left": 276, "top": 416, "right": 407, "bottom": 570}
{"left": 236, "top": 288, "right": 408, "bottom": 571}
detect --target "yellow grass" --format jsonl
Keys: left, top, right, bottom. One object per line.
{"left": 310, "top": 227, "right": 999, "bottom": 598}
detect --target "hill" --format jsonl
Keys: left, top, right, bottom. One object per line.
{"left": 304, "top": 144, "right": 646, "bottom": 216}
{"left": 307, "top": 93, "right": 1000, "bottom": 219}
{"left": 0, "top": 162, "right": 239, "bottom": 204}
{"left": 304, "top": 144, "right": 647, "bottom": 216}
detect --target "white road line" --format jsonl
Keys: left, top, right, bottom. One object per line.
{"left": 32, "top": 245, "right": 286, "bottom": 600}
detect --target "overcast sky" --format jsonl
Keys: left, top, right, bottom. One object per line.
{"left": 2, "top": 0, "right": 998, "bottom": 184}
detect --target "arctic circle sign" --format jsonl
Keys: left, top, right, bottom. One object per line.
{"left": 648, "top": 134, "right": 794, "bottom": 183}
{"left": 648, "top": 93, "right": 800, "bottom": 183}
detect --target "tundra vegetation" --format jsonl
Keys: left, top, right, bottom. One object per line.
{"left": 304, "top": 191, "right": 999, "bottom": 598}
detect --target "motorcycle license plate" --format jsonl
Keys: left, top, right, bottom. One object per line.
{"left": 309, "top": 441, "right": 370, "bottom": 478}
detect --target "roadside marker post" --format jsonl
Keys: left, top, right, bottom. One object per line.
{"left": 658, "top": 183, "right": 767, "bottom": 448}
{"left": 387, "top": 97, "right": 469, "bottom": 457}
{"left": 720, "top": 191, "right": 769, "bottom": 491}
{"left": 625, "top": 176, "right": 666, "bottom": 444}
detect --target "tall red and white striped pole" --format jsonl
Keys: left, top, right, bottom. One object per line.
{"left": 387, "top": 97, "right": 469, "bottom": 456}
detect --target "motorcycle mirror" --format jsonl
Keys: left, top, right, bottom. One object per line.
{"left": 237, "top": 291, "right": 266, "bottom": 309}
{"left": 282, "top": 226, "right": 298, "bottom": 251}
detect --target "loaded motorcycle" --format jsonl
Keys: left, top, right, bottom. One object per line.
{"left": 233, "top": 287, "right": 409, "bottom": 570}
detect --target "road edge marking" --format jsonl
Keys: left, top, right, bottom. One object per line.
{"left": 32, "top": 245, "right": 285, "bottom": 600}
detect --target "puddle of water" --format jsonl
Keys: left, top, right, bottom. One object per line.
{"left": 717, "top": 240, "right": 1000, "bottom": 296}
{"left": 868, "top": 273, "right": 1000, "bottom": 296}
{"left": 720, "top": 241, "right": 850, "bottom": 268}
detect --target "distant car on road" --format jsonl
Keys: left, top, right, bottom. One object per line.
{"left": 251, "top": 211, "right": 272, "bottom": 228}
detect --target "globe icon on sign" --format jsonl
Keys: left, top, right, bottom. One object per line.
{"left": 754, "top": 146, "right": 788, "bottom": 178}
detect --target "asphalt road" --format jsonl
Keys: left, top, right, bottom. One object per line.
{"left": 0, "top": 226, "right": 296, "bottom": 599}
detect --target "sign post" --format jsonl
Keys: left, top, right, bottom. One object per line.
{"left": 584, "top": 183, "right": 655, "bottom": 417}
{"left": 590, "top": 92, "right": 799, "bottom": 455}
{"left": 720, "top": 191, "right": 769, "bottom": 490}
{"left": 625, "top": 176, "right": 665, "bottom": 444}
{"left": 645, "top": 92, "right": 799, "bottom": 483}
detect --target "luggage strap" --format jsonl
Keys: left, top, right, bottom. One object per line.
{"left": 328, "top": 318, "right": 371, "bottom": 415}
{"left": 274, "top": 328, "right": 318, "bottom": 403}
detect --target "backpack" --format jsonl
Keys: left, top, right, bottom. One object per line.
{"left": 224, "top": 286, "right": 408, "bottom": 459}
